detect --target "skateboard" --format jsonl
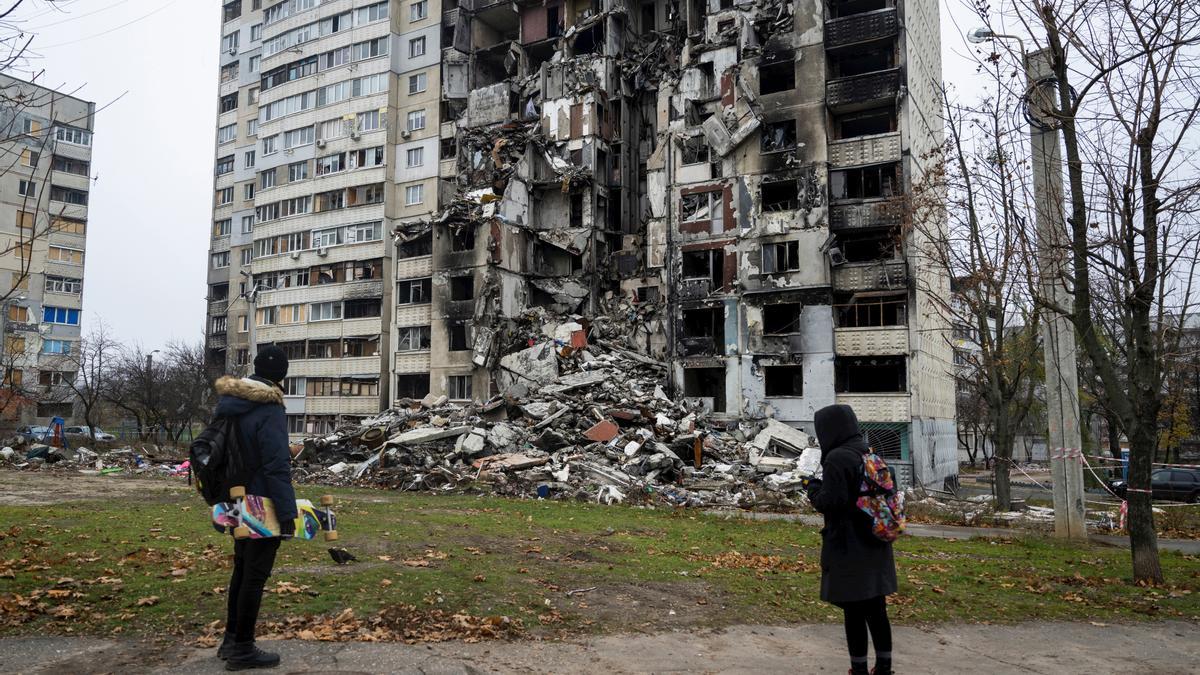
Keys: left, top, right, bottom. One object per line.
{"left": 211, "top": 486, "right": 338, "bottom": 541}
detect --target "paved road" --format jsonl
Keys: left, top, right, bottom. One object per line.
{"left": 3, "top": 621, "right": 1197, "bottom": 674}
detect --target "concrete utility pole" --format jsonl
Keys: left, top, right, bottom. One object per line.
{"left": 968, "top": 30, "right": 1087, "bottom": 539}
{"left": 1024, "top": 48, "right": 1087, "bottom": 539}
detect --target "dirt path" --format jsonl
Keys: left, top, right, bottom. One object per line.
{"left": 3, "top": 621, "right": 1196, "bottom": 674}
{"left": 0, "top": 470, "right": 187, "bottom": 506}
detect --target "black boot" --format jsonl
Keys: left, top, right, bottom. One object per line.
{"left": 224, "top": 642, "right": 280, "bottom": 671}
{"left": 217, "top": 632, "right": 236, "bottom": 660}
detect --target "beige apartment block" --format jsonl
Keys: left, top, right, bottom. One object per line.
{"left": 0, "top": 74, "right": 94, "bottom": 423}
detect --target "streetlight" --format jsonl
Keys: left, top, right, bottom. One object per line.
{"left": 967, "top": 27, "right": 1087, "bottom": 539}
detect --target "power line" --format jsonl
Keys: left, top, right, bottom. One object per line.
{"left": 35, "top": 0, "right": 183, "bottom": 50}
{"left": 26, "top": 0, "right": 133, "bottom": 31}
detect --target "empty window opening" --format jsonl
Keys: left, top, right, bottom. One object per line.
{"left": 397, "top": 326, "right": 432, "bottom": 351}
{"left": 344, "top": 298, "right": 382, "bottom": 319}
{"left": 637, "top": 286, "right": 660, "bottom": 303}
{"left": 761, "top": 241, "right": 800, "bottom": 273}
{"left": 440, "top": 137, "right": 457, "bottom": 160}
{"left": 451, "top": 226, "right": 476, "bottom": 251}
{"left": 343, "top": 336, "right": 381, "bottom": 357}
{"left": 683, "top": 367, "right": 726, "bottom": 412}
{"left": 830, "top": 45, "right": 894, "bottom": 78}
{"left": 717, "top": 18, "right": 734, "bottom": 32}
{"left": 836, "top": 109, "right": 896, "bottom": 139}
{"left": 830, "top": 164, "right": 898, "bottom": 201}
{"left": 570, "top": 193, "right": 584, "bottom": 227}
{"left": 533, "top": 243, "right": 579, "bottom": 276}
{"left": 449, "top": 322, "right": 470, "bottom": 351}
{"left": 397, "top": 277, "right": 432, "bottom": 304}
{"left": 763, "top": 303, "right": 802, "bottom": 334}
{"left": 680, "top": 190, "right": 724, "bottom": 224}
{"left": 759, "top": 59, "right": 796, "bottom": 95}
{"left": 840, "top": 231, "right": 901, "bottom": 263}
{"left": 681, "top": 248, "right": 724, "bottom": 289}
{"left": 640, "top": 2, "right": 655, "bottom": 33}
{"left": 449, "top": 275, "right": 474, "bottom": 301}
{"left": 765, "top": 365, "right": 804, "bottom": 397}
{"left": 760, "top": 120, "right": 797, "bottom": 153}
{"left": 396, "top": 374, "right": 431, "bottom": 399}
{"left": 308, "top": 339, "right": 342, "bottom": 359}
{"left": 399, "top": 233, "right": 433, "bottom": 258}
{"left": 835, "top": 293, "right": 907, "bottom": 327}
{"left": 572, "top": 24, "right": 604, "bottom": 55}
{"left": 681, "top": 307, "right": 724, "bottom": 355}
{"left": 835, "top": 356, "right": 906, "bottom": 393}
{"left": 828, "top": 0, "right": 890, "bottom": 19}
{"left": 761, "top": 180, "right": 800, "bottom": 211}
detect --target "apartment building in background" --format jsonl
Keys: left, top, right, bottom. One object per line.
{"left": 206, "top": 0, "right": 956, "bottom": 488}
{"left": 0, "top": 74, "right": 94, "bottom": 422}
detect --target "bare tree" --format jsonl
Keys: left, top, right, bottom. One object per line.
{"left": 50, "top": 321, "right": 117, "bottom": 443}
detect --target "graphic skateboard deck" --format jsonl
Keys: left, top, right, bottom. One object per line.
{"left": 212, "top": 492, "right": 337, "bottom": 541}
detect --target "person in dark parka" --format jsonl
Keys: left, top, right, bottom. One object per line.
{"left": 806, "top": 404, "right": 896, "bottom": 675}
{"left": 213, "top": 346, "right": 296, "bottom": 671}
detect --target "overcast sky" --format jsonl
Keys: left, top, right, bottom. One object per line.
{"left": 7, "top": 0, "right": 987, "bottom": 352}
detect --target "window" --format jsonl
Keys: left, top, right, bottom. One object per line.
{"left": 241, "top": 248, "right": 253, "bottom": 266}
{"left": 42, "top": 306, "right": 81, "bottom": 326}
{"left": 22, "top": 118, "right": 41, "bottom": 135}
{"left": 7, "top": 305, "right": 29, "bottom": 323}
{"left": 50, "top": 185, "right": 88, "bottom": 205}
{"left": 210, "top": 283, "right": 229, "bottom": 301}
{"left": 764, "top": 366, "right": 804, "bottom": 397}
{"left": 449, "top": 322, "right": 469, "bottom": 351}
{"left": 761, "top": 241, "right": 800, "bottom": 273}
{"left": 220, "top": 62, "right": 239, "bottom": 83}
{"left": 449, "top": 275, "right": 474, "bottom": 301}
{"left": 247, "top": 119, "right": 258, "bottom": 137}
{"left": 289, "top": 161, "right": 309, "bottom": 182}
{"left": 396, "top": 374, "right": 430, "bottom": 399}
{"left": 284, "top": 126, "right": 314, "bottom": 149}
{"left": 406, "top": 147, "right": 424, "bottom": 167}
{"left": 448, "top": 375, "right": 472, "bottom": 400}
{"left": 681, "top": 136, "right": 709, "bottom": 165}
{"left": 348, "top": 146, "right": 385, "bottom": 169}
{"left": 214, "top": 218, "right": 233, "bottom": 237}
{"left": 406, "top": 109, "right": 426, "bottom": 132}
{"left": 760, "top": 120, "right": 797, "bottom": 153}
{"left": 48, "top": 246, "right": 84, "bottom": 265}
{"left": 759, "top": 58, "right": 796, "bottom": 95}
{"left": 279, "top": 304, "right": 305, "bottom": 323}
{"left": 52, "top": 156, "right": 89, "bottom": 176}
{"left": 21, "top": 149, "right": 38, "bottom": 167}
{"left": 212, "top": 251, "right": 231, "bottom": 269}
{"left": 410, "top": 0, "right": 427, "bottom": 20}
{"left": 216, "top": 155, "right": 235, "bottom": 175}
{"left": 763, "top": 303, "right": 801, "bottom": 334}
{"left": 262, "top": 135, "right": 279, "bottom": 155}
{"left": 398, "top": 233, "right": 432, "bottom": 258}
{"left": 343, "top": 335, "right": 380, "bottom": 356}
{"left": 42, "top": 339, "right": 71, "bottom": 355}
{"left": 761, "top": 179, "right": 800, "bottom": 211}
{"left": 680, "top": 190, "right": 723, "bottom": 223}
{"left": 356, "top": 110, "right": 383, "bottom": 132}
{"left": 307, "top": 339, "right": 340, "bottom": 359}
{"left": 283, "top": 377, "right": 306, "bottom": 397}
{"left": 309, "top": 301, "right": 342, "bottom": 321}
{"left": 355, "top": 1, "right": 389, "bottom": 24}
{"left": 222, "top": 31, "right": 240, "bottom": 53}
{"left": 55, "top": 126, "right": 92, "bottom": 146}
{"left": 408, "top": 72, "right": 427, "bottom": 94}
{"left": 287, "top": 415, "right": 306, "bottom": 434}
{"left": 396, "top": 324, "right": 429, "bottom": 348}
{"left": 451, "top": 226, "right": 475, "bottom": 251}
{"left": 344, "top": 298, "right": 381, "bottom": 318}
{"left": 15, "top": 211, "right": 33, "bottom": 230}
{"left": 244, "top": 183, "right": 255, "bottom": 200}
{"left": 396, "top": 277, "right": 432, "bottom": 304}
{"left": 217, "top": 187, "right": 234, "bottom": 205}
{"left": 44, "top": 276, "right": 82, "bottom": 295}
{"left": 260, "top": 90, "right": 315, "bottom": 122}
{"left": 351, "top": 36, "right": 388, "bottom": 61}
{"left": 312, "top": 227, "right": 341, "bottom": 249}
{"left": 830, "top": 164, "right": 899, "bottom": 201}
{"left": 835, "top": 356, "right": 907, "bottom": 393}
{"left": 17, "top": 180, "right": 35, "bottom": 197}
{"left": 348, "top": 220, "right": 381, "bottom": 242}
{"left": 211, "top": 315, "right": 228, "bottom": 334}
{"left": 260, "top": 169, "right": 277, "bottom": 189}
{"left": 405, "top": 184, "right": 423, "bottom": 206}
{"left": 39, "top": 370, "right": 76, "bottom": 386}
{"left": 409, "top": 36, "right": 426, "bottom": 58}
{"left": 318, "top": 117, "right": 348, "bottom": 141}
{"left": 316, "top": 153, "right": 344, "bottom": 176}
{"left": 352, "top": 72, "right": 388, "bottom": 97}
{"left": 220, "top": 93, "right": 238, "bottom": 114}
{"left": 51, "top": 217, "right": 85, "bottom": 235}
{"left": 250, "top": 22, "right": 262, "bottom": 40}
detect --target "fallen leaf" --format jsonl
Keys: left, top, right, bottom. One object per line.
{"left": 135, "top": 596, "right": 159, "bottom": 607}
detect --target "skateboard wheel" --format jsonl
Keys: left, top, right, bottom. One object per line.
{"left": 229, "top": 486, "right": 246, "bottom": 499}
{"left": 320, "top": 495, "right": 334, "bottom": 506}
{"left": 324, "top": 530, "right": 339, "bottom": 542}
{"left": 233, "top": 525, "right": 251, "bottom": 539}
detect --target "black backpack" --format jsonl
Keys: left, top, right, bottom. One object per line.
{"left": 189, "top": 416, "right": 251, "bottom": 506}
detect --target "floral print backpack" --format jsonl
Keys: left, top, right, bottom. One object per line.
{"left": 856, "top": 450, "right": 907, "bottom": 542}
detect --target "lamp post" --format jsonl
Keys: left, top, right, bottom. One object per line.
{"left": 968, "top": 28, "right": 1087, "bottom": 539}
{"left": 146, "top": 349, "right": 160, "bottom": 441}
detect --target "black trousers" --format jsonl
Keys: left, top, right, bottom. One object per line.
{"left": 226, "top": 537, "right": 281, "bottom": 643}
{"left": 834, "top": 595, "right": 892, "bottom": 659}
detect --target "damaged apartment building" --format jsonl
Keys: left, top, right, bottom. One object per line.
{"left": 204, "top": 0, "right": 955, "bottom": 487}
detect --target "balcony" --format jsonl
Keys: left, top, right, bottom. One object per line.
{"left": 442, "top": 7, "right": 460, "bottom": 27}
{"left": 680, "top": 336, "right": 720, "bottom": 357}
{"left": 829, "top": 200, "right": 902, "bottom": 230}
{"left": 827, "top": 68, "right": 901, "bottom": 112}
{"left": 208, "top": 333, "right": 228, "bottom": 349}
{"left": 678, "top": 278, "right": 714, "bottom": 301}
{"left": 828, "top": 131, "right": 901, "bottom": 168}
{"left": 835, "top": 392, "right": 909, "bottom": 423}
{"left": 832, "top": 260, "right": 908, "bottom": 292}
{"left": 834, "top": 326, "right": 909, "bottom": 356}
{"left": 824, "top": 8, "right": 899, "bottom": 50}
{"left": 208, "top": 299, "right": 229, "bottom": 316}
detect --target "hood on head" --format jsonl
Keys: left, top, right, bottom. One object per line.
{"left": 213, "top": 375, "right": 284, "bottom": 417}
{"left": 814, "top": 404, "right": 863, "bottom": 456}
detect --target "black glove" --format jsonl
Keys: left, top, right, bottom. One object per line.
{"left": 803, "top": 477, "right": 822, "bottom": 499}
{"left": 279, "top": 519, "right": 295, "bottom": 538}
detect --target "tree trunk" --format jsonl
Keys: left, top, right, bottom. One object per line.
{"left": 992, "top": 424, "right": 1015, "bottom": 511}
{"left": 1106, "top": 411, "right": 1122, "bottom": 460}
{"left": 1126, "top": 422, "right": 1163, "bottom": 584}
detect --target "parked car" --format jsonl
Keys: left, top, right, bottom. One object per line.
{"left": 64, "top": 426, "right": 116, "bottom": 442}
{"left": 1110, "top": 467, "right": 1200, "bottom": 503}
{"left": 15, "top": 425, "right": 50, "bottom": 443}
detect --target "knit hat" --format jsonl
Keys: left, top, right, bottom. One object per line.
{"left": 253, "top": 345, "right": 289, "bottom": 383}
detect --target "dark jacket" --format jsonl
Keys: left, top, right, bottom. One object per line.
{"left": 806, "top": 404, "right": 896, "bottom": 604}
{"left": 213, "top": 375, "right": 297, "bottom": 522}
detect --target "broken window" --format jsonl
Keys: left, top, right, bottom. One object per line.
{"left": 210, "top": 283, "right": 229, "bottom": 301}
{"left": 683, "top": 367, "right": 726, "bottom": 412}
{"left": 681, "top": 248, "right": 724, "bottom": 290}
{"left": 830, "top": 44, "right": 894, "bottom": 78}
{"left": 834, "top": 356, "right": 907, "bottom": 393}
{"left": 840, "top": 231, "right": 900, "bottom": 262}
{"left": 680, "top": 190, "right": 724, "bottom": 223}
{"left": 765, "top": 366, "right": 804, "bottom": 397}
{"left": 343, "top": 335, "right": 380, "bottom": 357}
{"left": 344, "top": 299, "right": 381, "bottom": 319}
{"left": 440, "top": 137, "right": 456, "bottom": 160}
{"left": 397, "top": 326, "right": 431, "bottom": 351}
{"left": 640, "top": 2, "right": 655, "bottom": 33}
{"left": 399, "top": 233, "right": 432, "bottom": 258}
{"left": 761, "top": 179, "right": 800, "bottom": 211}
{"left": 396, "top": 374, "right": 430, "bottom": 399}
{"left": 352, "top": 259, "right": 381, "bottom": 280}
{"left": 450, "top": 226, "right": 476, "bottom": 251}
{"left": 449, "top": 322, "right": 470, "bottom": 351}
{"left": 279, "top": 341, "right": 306, "bottom": 360}
{"left": 681, "top": 307, "right": 724, "bottom": 355}
{"left": 637, "top": 286, "right": 660, "bottom": 303}
{"left": 397, "top": 278, "right": 432, "bottom": 305}
{"left": 829, "top": 163, "right": 898, "bottom": 201}
{"left": 681, "top": 136, "right": 710, "bottom": 165}
{"left": 759, "top": 59, "right": 796, "bottom": 95}
{"left": 763, "top": 303, "right": 802, "bottom": 334}
{"left": 449, "top": 275, "right": 474, "bottom": 301}
{"left": 829, "top": 0, "right": 890, "bottom": 19}
{"left": 760, "top": 120, "right": 797, "bottom": 153}
{"left": 761, "top": 241, "right": 800, "bottom": 273}
{"left": 570, "top": 193, "right": 584, "bottom": 227}
{"left": 836, "top": 109, "right": 896, "bottom": 139}
{"left": 448, "top": 374, "right": 472, "bottom": 400}
{"left": 307, "top": 339, "right": 342, "bottom": 359}
{"left": 835, "top": 293, "right": 907, "bottom": 327}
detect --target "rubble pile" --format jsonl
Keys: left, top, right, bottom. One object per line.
{"left": 295, "top": 321, "right": 822, "bottom": 508}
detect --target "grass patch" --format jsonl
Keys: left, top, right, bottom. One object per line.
{"left": 0, "top": 480, "right": 1197, "bottom": 641}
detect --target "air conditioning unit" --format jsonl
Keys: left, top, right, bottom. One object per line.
{"left": 350, "top": 129, "right": 361, "bottom": 141}
{"left": 827, "top": 246, "right": 847, "bottom": 267}
{"left": 400, "top": 129, "right": 411, "bottom": 139}
{"left": 290, "top": 250, "right": 301, "bottom": 260}
{"left": 317, "top": 247, "right": 329, "bottom": 257}
{"left": 228, "top": 47, "right": 237, "bottom": 56}
{"left": 316, "top": 139, "right": 327, "bottom": 148}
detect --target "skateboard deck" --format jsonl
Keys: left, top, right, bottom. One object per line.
{"left": 211, "top": 495, "right": 336, "bottom": 540}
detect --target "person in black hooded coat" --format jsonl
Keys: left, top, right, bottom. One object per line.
{"left": 806, "top": 404, "right": 896, "bottom": 675}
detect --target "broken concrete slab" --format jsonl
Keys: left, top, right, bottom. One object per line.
{"left": 472, "top": 453, "right": 550, "bottom": 472}
{"left": 583, "top": 420, "right": 619, "bottom": 443}
{"left": 389, "top": 426, "right": 472, "bottom": 446}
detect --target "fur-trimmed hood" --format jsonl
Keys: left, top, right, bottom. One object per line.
{"left": 214, "top": 375, "right": 283, "bottom": 406}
